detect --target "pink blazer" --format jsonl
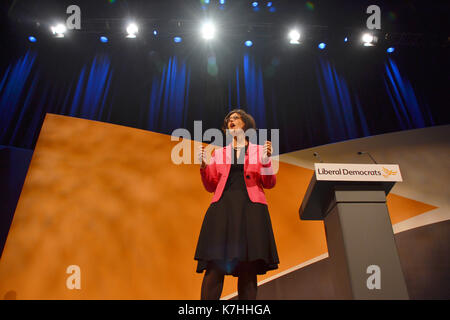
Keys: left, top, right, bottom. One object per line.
{"left": 200, "top": 142, "right": 276, "bottom": 205}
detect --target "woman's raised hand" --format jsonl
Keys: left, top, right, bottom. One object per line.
{"left": 262, "top": 141, "right": 272, "bottom": 164}
{"left": 263, "top": 141, "right": 272, "bottom": 157}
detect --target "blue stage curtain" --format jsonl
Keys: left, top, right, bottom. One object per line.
{"left": 384, "top": 58, "right": 434, "bottom": 130}
{"left": 69, "top": 55, "right": 113, "bottom": 121}
{"left": 0, "top": 50, "right": 37, "bottom": 147}
{"left": 0, "top": 48, "right": 443, "bottom": 152}
{"left": 315, "top": 57, "right": 369, "bottom": 143}
{"left": 148, "top": 56, "right": 191, "bottom": 133}
{"left": 243, "top": 53, "right": 267, "bottom": 128}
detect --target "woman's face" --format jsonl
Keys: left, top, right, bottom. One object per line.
{"left": 227, "top": 113, "right": 245, "bottom": 134}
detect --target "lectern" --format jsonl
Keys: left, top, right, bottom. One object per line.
{"left": 299, "top": 163, "right": 409, "bottom": 299}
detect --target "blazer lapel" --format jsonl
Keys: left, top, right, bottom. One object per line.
{"left": 225, "top": 143, "right": 232, "bottom": 165}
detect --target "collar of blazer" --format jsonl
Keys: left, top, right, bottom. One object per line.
{"left": 222, "top": 141, "right": 259, "bottom": 165}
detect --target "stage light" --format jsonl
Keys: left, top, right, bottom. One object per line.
{"left": 28, "top": 36, "right": 37, "bottom": 43}
{"left": 220, "top": 0, "right": 225, "bottom": 4}
{"left": 318, "top": 42, "right": 326, "bottom": 50}
{"left": 153, "top": 30, "right": 158, "bottom": 36}
{"left": 204, "top": 0, "right": 210, "bottom": 4}
{"left": 100, "top": 36, "right": 108, "bottom": 43}
{"left": 267, "top": 1, "right": 272, "bottom": 6}
{"left": 288, "top": 29, "right": 301, "bottom": 44}
{"left": 201, "top": 22, "right": 216, "bottom": 40}
{"left": 51, "top": 24, "right": 67, "bottom": 38}
{"left": 344, "top": 37, "right": 348, "bottom": 42}
{"left": 126, "top": 23, "right": 138, "bottom": 38}
{"left": 252, "top": 2, "right": 258, "bottom": 7}
{"left": 387, "top": 47, "right": 395, "bottom": 53}
{"left": 245, "top": 40, "right": 253, "bottom": 47}
{"left": 174, "top": 36, "right": 182, "bottom": 43}
{"left": 362, "top": 33, "right": 377, "bottom": 46}
{"left": 362, "top": 33, "right": 373, "bottom": 43}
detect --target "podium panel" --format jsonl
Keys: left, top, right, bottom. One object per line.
{"left": 325, "top": 193, "right": 409, "bottom": 299}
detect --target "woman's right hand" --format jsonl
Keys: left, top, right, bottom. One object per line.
{"left": 197, "top": 145, "right": 207, "bottom": 169}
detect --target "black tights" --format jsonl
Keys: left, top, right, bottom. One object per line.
{"left": 201, "top": 262, "right": 257, "bottom": 300}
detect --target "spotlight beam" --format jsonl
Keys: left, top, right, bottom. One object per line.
{"left": 51, "top": 23, "right": 67, "bottom": 38}
{"left": 288, "top": 29, "right": 301, "bottom": 44}
{"left": 126, "top": 23, "right": 138, "bottom": 38}
{"left": 201, "top": 21, "right": 216, "bottom": 40}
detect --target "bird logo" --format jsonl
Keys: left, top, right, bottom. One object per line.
{"left": 382, "top": 167, "right": 397, "bottom": 178}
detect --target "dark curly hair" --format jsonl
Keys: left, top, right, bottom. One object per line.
{"left": 221, "top": 109, "right": 257, "bottom": 136}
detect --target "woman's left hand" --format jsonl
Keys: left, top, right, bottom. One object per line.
{"left": 262, "top": 141, "right": 272, "bottom": 163}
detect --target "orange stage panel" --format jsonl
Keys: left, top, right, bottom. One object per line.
{"left": 0, "top": 114, "right": 437, "bottom": 299}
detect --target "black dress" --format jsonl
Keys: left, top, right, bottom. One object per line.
{"left": 195, "top": 144, "right": 279, "bottom": 276}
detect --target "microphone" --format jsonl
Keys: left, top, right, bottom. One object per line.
{"left": 313, "top": 152, "right": 324, "bottom": 163}
{"left": 357, "top": 151, "right": 378, "bottom": 164}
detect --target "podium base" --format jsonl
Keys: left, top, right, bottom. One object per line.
{"left": 324, "top": 189, "right": 409, "bottom": 299}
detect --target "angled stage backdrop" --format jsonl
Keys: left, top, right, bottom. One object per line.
{"left": 0, "top": 114, "right": 447, "bottom": 299}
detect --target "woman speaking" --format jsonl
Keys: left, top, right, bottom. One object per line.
{"left": 195, "top": 109, "right": 279, "bottom": 300}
